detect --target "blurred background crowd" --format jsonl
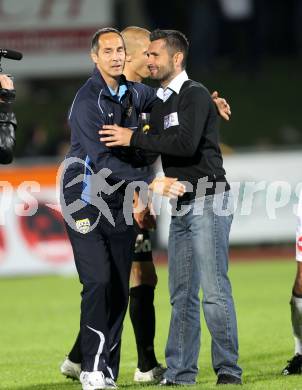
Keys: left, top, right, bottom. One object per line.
{"left": 0, "top": 0, "right": 300, "bottom": 159}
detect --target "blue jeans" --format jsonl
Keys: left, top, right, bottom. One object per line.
{"left": 165, "top": 191, "right": 242, "bottom": 384}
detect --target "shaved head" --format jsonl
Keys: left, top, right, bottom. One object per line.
{"left": 121, "top": 26, "right": 150, "bottom": 56}
{"left": 121, "top": 26, "right": 151, "bottom": 82}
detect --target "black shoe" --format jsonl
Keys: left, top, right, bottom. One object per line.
{"left": 216, "top": 374, "right": 242, "bottom": 385}
{"left": 282, "top": 353, "right": 302, "bottom": 375}
{"left": 159, "top": 378, "right": 181, "bottom": 386}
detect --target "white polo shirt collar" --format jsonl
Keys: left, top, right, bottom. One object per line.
{"left": 157, "top": 70, "right": 189, "bottom": 102}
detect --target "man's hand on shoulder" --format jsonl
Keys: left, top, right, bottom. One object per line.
{"left": 211, "top": 91, "right": 231, "bottom": 121}
{"left": 100, "top": 124, "right": 133, "bottom": 147}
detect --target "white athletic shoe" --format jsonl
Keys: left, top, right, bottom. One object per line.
{"left": 80, "top": 371, "right": 117, "bottom": 390}
{"left": 134, "top": 364, "right": 166, "bottom": 383}
{"left": 60, "top": 357, "right": 81, "bottom": 380}
{"left": 105, "top": 377, "right": 118, "bottom": 388}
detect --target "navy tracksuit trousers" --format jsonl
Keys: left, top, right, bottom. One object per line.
{"left": 65, "top": 203, "right": 136, "bottom": 378}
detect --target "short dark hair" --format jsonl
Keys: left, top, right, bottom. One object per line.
{"left": 91, "top": 27, "right": 125, "bottom": 53}
{"left": 150, "top": 29, "right": 189, "bottom": 69}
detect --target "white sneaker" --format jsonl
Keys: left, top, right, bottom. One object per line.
{"left": 105, "top": 377, "right": 118, "bottom": 388}
{"left": 80, "top": 371, "right": 117, "bottom": 390}
{"left": 134, "top": 364, "right": 166, "bottom": 383}
{"left": 60, "top": 357, "right": 81, "bottom": 380}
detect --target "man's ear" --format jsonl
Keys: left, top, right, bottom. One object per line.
{"left": 91, "top": 51, "right": 98, "bottom": 64}
{"left": 174, "top": 52, "right": 184, "bottom": 68}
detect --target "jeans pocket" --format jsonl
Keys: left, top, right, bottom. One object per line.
{"left": 191, "top": 194, "right": 214, "bottom": 215}
{"left": 213, "top": 191, "right": 234, "bottom": 217}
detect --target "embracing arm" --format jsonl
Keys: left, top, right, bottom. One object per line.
{"left": 100, "top": 87, "right": 211, "bottom": 157}
{"left": 131, "top": 87, "right": 210, "bottom": 157}
{"left": 70, "top": 100, "right": 154, "bottom": 184}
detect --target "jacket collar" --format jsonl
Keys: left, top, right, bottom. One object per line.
{"left": 91, "top": 66, "right": 133, "bottom": 100}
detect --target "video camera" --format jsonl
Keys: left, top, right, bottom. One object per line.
{"left": 0, "top": 48, "right": 23, "bottom": 103}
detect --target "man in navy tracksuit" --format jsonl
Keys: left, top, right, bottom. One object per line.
{"left": 61, "top": 28, "right": 163, "bottom": 390}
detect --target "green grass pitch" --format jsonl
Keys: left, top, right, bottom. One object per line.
{"left": 0, "top": 259, "right": 301, "bottom": 389}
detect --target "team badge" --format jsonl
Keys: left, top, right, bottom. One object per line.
{"left": 76, "top": 218, "right": 90, "bottom": 234}
{"left": 125, "top": 104, "right": 133, "bottom": 118}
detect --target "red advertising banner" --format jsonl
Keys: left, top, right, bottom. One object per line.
{"left": 0, "top": 0, "right": 113, "bottom": 77}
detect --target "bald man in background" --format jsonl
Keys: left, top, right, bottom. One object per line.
{"left": 122, "top": 26, "right": 165, "bottom": 383}
{"left": 60, "top": 26, "right": 231, "bottom": 384}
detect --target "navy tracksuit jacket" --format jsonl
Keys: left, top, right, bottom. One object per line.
{"left": 61, "top": 67, "right": 157, "bottom": 376}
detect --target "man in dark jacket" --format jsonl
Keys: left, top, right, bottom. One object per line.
{"left": 0, "top": 74, "right": 16, "bottom": 164}
{"left": 100, "top": 29, "right": 242, "bottom": 386}
{"left": 61, "top": 27, "right": 184, "bottom": 390}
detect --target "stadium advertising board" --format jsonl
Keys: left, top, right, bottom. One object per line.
{"left": 0, "top": 0, "right": 113, "bottom": 76}
{"left": 0, "top": 151, "right": 301, "bottom": 276}
{"left": 0, "top": 164, "right": 75, "bottom": 276}
{"left": 157, "top": 150, "right": 302, "bottom": 246}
